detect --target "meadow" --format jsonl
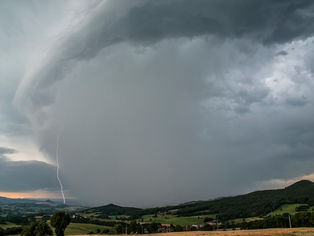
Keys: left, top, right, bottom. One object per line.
{"left": 267, "top": 204, "right": 308, "bottom": 216}
{"left": 141, "top": 213, "right": 216, "bottom": 226}
{"left": 64, "top": 223, "right": 114, "bottom": 235}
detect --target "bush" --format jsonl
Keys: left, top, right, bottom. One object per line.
{"left": 174, "top": 225, "right": 183, "bottom": 232}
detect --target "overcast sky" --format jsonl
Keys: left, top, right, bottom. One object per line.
{"left": 1, "top": 0, "right": 314, "bottom": 207}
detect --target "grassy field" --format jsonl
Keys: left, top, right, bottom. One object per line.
{"left": 64, "top": 223, "right": 114, "bottom": 235}
{"left": 141, "top": 213, "right": 216, "bottom": 226}
{"left": 0, "top": 222, "right": 20, "bottom": 229}
{"left": 267, "top": 204, "right": 308, "bottom": 216}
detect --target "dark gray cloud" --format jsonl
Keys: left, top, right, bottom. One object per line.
{"left": 0, "top": 147, "right": 16, "bottom": 155}
{"left": 0, "top": 156, "right": 58, "bottom": 192}
{"left": 15, "top": 0, "right": 314, "bottom": 114}
{"left": 277, "top": 50, "right": 289, "bottom": 56}
{"left": 1, "top": 0, "right": 314, "bottom": 206}
{"left": 286, "top": 96, "right": 308, "bottom": 106}
{"left": 24, "top": 37, "right": 314, "bottom": 206}
{"left": 112, "top": 0, "right": 314, "bottom": 44}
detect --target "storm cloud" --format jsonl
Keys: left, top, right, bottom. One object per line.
{"left": 0, "top": 156, "right": 57, "bottom": 192}
{"left": 1, "top": 0, "right": 314, "bottom": 206}
{"left": 0, "top": 147, "right": 16, "bottom": 155}
{"left": 14, "top": 0, "right": 314, "bottom": 116}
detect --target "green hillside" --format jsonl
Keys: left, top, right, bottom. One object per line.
{"left": 174, "top": 180, "right": 314, "bottom": 220}
{"left": 83, "top": 180, "right": 314, "bottom": 221}
{"left": 2, "top": 180, "right": 314, "bottom": 227}
{"left": 267, "top": 203, "right": 307, "bottom": 216}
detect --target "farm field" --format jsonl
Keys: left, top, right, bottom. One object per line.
{"left": 0, "top": 222, "right": 20, "bottom": 229}
{"left": 64, "top": 223, "right": 113, "bottom": 235}
{"left": 141, "top": 213, "right": 216, "bottom": 226}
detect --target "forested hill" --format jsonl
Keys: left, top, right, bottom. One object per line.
{"left": 83, "top": 203, "right": 142, "bottom": 216}
{"left": 174, "top": 180, "right": 314, "bottom": 220}
{"left": 84, "top": 180, "right": 314, "bottom": 221}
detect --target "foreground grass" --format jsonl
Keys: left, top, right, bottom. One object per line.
{"left": 85, "top": 228, "right": 314, "bottom": 236}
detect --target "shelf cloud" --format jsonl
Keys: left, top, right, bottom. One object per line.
{"left": 1, "top": 0, "right": 314, "bottom": 206}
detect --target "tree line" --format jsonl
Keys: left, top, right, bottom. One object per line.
{"left": 241, "top": 212, "right": 314, "bottom": 229}
{"left": 0, "top": 211, "right": 70, "bottom": 236}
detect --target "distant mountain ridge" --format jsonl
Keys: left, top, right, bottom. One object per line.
{"left": 83, "top": 203, "right": 142, "bottom": 216}
{"left": 2, "top": 180, "right": 314, "bottom": 220}
{"left": 0, "top": 197, "right": 86, "bottom": 217}
{"left": 285, "top": 179, "right": 314, "bottom": 190}
{"left": 83, "top": 180, "right": 314, "bottom": 221}
{"left": 0, "top": 196, "right": 37, "bottom": 204}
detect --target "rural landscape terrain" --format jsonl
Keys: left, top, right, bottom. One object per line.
{"left": 2, "top": 180, "right": 314, "bottom": 235}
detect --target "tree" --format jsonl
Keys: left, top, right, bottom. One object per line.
{"left": 147, "top": 222, "right": 159, "bottom": 233}
{"left": 50, "top": 212, "right": 71, "bottom": 236}
{"left": 129, "top": 221, "right": 141, "bottom": 234}
{"left": 115, "top": 224, "right": 123, "bottom": 234}
{"left": 35, "top": 221, "right": 53, "bottom": 236}
{"left": 203, "top": 217, "right": 214, "bottom": 223}
{"left": 102, "top": 228, "right": 110, "bottom": 234}
{"left": 21, "top": 221, "right": 52, "bottom": 236}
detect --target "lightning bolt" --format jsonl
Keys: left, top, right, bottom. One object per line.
{"left": 56, "top": 135, "right": 66, "bottom": 204}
